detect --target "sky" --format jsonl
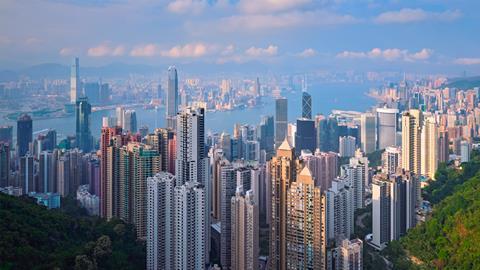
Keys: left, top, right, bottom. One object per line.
{"left": 1, "top": 0, "right": 480, "bottom": 75}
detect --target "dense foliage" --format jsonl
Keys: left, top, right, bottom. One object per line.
{"left": 424, "top": 151, "right": 480, "bottom": 204}
{"left": 383, "top": 151, "right": 480, "bottom": 269}
{"left": 0, "top": 194, "right": 145, "bottom": 270}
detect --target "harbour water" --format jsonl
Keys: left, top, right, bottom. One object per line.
{"left": 1, "top": 82, "right": 376, "bottom": 139}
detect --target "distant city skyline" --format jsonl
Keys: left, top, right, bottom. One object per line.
{"left": 0, "top": 1, "right": 480, "bottom": 75}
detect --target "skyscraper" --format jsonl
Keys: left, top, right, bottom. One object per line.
{"left": 20, "top": 154, "right": 35, "bottom": 194}
{"left": 0, "top": 143, "right": 10, "bottom": 187}
{"left": 376, "top": 108, "right": 398, "bottom": 150}
{"left": 17, "top": 114, "right": 32, "bottom": 157}
{"left": 269, "top": 138, "right": 299, "bottom": 270}
{"left": 401, "top": 109, "right": 422, "bottom": 175}
{"left": 338, "top": 238, "right": 363, "bottom": 270}
{"left": 438, "top": 129, "right": 449, "bottom": 163}
{"left": 175, "top": 107, "right": 207, "bottom": 186}
{"left": 123, "top": 110, "right": 138, "bottom": 133}
{"left": 360, "top": 113, "right": 376, "bottom": 153}
{"left": 166, "top": 66, "right": 179, "bottom": 130}
{"left": 173, "top": 181, "right": 206, "bottom": 269}
{"left": 116, "top": 107, "right": 125, "bottom": 128}
{"left": 371, "top": 172, "right": 417, "bottom": 250}
{"left": 382, "top": 146, "right": 401, "bottom": 175}
{"left": 286, "top": 166, "right": 326, "bottom": 269}
{"left": 302, "top": 150, "right": 338, "bottom": 191}
{"left": 39, "top": 151, "right": 55, "bottom": 193}
{"left": 295, "top": 118, "right": 316, "bottom": 156}
{"left": 129, "top": 143, "right": 161, "bottom": 239}
{"left": 70, "top": 57, "right": 80, "bottom": 103}
{"left": 100, "top": 126, "right": 123, "bottom": 219}
{"left": 326, "top": 176, "right": 354, "bottom": 244}
{"left": 174, "top": 106, "right": 209, "bottom": 263}
{"left": 75, "top": 97, "right": 92, "bottom": 153}
{"left": 275, "top": 98, "right": 288, "bottom": 149}
{"left": 231, "top": 188, "right": 259, "bottom": 270}
{"left": 146, "top": 172, "right": 175, "bottom": 270}
{"left": 0, "top": 125, "right": 13, "bottom": 145}
{"left": 420, "top": 116, "right": 438, "bottom": 179}
{"left": 258, "top": 115, "right": 274, "bottom": 155}
{"left": 302, "top": 91, "right": 312, "bottom": 120}
{"left": 339, "top": 136, "right": 356, "bottom": 157}
{"left": 219, "top": 159, "right": 236, "bottom": 269}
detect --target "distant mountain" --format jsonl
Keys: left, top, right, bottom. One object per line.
{"left": 0, "top": 60, "right": 273, "bottom": 82}
{"left": 445, "top": 76, "right": 480, "bottom": 89}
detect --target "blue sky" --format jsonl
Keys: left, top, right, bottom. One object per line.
{"left": 1, "top": 0, "right": 479, "bottom": 75}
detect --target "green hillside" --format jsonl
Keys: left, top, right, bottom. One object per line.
{"left": 0, "top": 195, "right": 145, "bottom": 270}
{"left": 383, "top": 152, "right": 480, "bottom": 269}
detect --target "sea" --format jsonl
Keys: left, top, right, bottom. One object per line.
{"left": 0, "top": 82, "right": 377, "bottom": 139}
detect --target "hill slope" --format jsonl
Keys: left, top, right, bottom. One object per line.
{"left": 0, "top": 195, "right": 145, "bottom": 270}
{"left": 383, "top": 153, "right": 480, "bottom": 269}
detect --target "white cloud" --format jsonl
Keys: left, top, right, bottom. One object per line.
{"left": 217, "top": 45, "right": 280, "bottom": 64}
{"left": 167, "top": 0, "right": 207, "bottom": 14}
{"left": 130, "top": 44, "right": 161, "bottom": 57}
{"left": 221, "top": 44, "right": 236, "bottom": 56}
{"left": 215, "top": 10, "right": 357, "bottom": 32}
{"left": 238, "top": 0, "right": 311, "bottom": 14}
{"left": 337, "top": 48, "right": 433, "bottom": 62}
{"left": 374, "top": 8, "right": 461, "bottom": 24}
{"left": 160, "top": 43, "right": 212, "bottom": 58}
{"left": 59, "top": 47, "right": 75, "bottom": 56}
{"left": 130, "top": 42, "right": 217, "bottom": 58}
{"left": 454, "top": 58, "right": 480, "bottom": 65}
{"left": 245, "top": 45, "right": 278, "bottom": 57}
{"left": 88, "top": 43, "right": 126, "bottom": 57}
{"left": 407, "top": 48, "right": 433, "bottom": 61}
{"left": 298, "top": 48, "right": 317, "bottom": 57}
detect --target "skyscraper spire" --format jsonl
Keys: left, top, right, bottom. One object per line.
{"left": 166, "top": 66, "right": 178, "bottom": 130}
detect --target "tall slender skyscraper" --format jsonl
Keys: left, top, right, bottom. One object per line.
{"left": 401, "top": 109, "right": 422, "bottom": 175}
{"left": 231, "top": 188, "right": 259, "bottom": 270}
{"left": 286, "top": 166, "right": 326, "bottom": 269}
{"left": 174, "top": 106, "right": 209, "bottom": 263}
{"left": 173, "top": 181, "right": 206, "bottom": 269}
{"left": 70, "top": 57, "right": 80, "bottom": 103}
{"left": 146, "top": 172, "right": 175, "bottom": 270}
{"left": 175, "top": 107, "right": 207, "bottom": 186}
{"left": 269, "top": 138, "right": 299, "bottom": 270}
{"left": 275, "top": 98, "right": 288, "bottom": 149}
{"left": 219, "top": 159, "right": 236, "bottom": 269}
{"left": 301, "top": 91, "right": 312, "bottom": 120}
{"left": 166, "top": 66, "right": 178, "bottom": 130}
{"left": 17, "top": 114, "right": 33, "bottom": 157}
{"left": 420, "top": 116, "right": 438, "bottom": 179}
{"left": 75, "top": 97, "right": 92, "bottom": 153}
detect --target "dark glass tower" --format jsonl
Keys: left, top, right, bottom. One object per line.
{"left": 17, "top": 114, "right": 32, "bottom": 157}
{"left": 259, "top": 115, "right": 274, "bottom": 154}
{"left": 295, "top": 118, "right": 316, "bottom": 156}
{"left": 76, "top": 97, "right": 92, "bottom": 152}
{"left": 302, "top": 91, "right": 312, "bottom": 119}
